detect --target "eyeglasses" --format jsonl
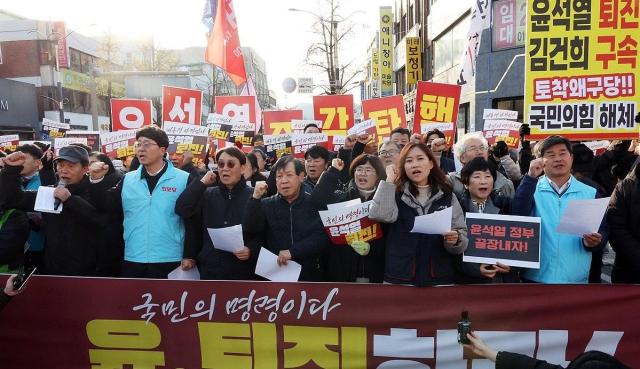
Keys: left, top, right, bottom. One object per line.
{"left": 379, "top": 149, "right": 399, "bottom": 157}
{"left": 355, "top": 167, "right": 376, "bottom": 175}
{"left": 464, "top": 145, "right": 488, "bottom": 154}
{"left": 217, "top": 160, "right": 237, "bottom": 169}
{"left": 134, "top": 141, "right": 159, "bottom": 150}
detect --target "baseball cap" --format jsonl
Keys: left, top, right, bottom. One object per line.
{"left": 56, "top": 145, "right": 89, "bottom": 164}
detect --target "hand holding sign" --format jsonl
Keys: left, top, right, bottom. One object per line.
{"left": 343, "top": 135, "right": 357, "bottom": 150}
{"left": 430, "top": 138, "right": 446, "bottom": 153}
{"left": 411, "top": 133, "right": 423, "bottom": 144}
{"left": 528, "top": 158, "right": 544, "bottom": 178}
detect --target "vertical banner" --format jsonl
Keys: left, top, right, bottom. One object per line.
{"left": 100, "top": 130, "right": 137, "bottom": 160}
{"left": 362, "top": 95, "right": 407, "bottom": 140}
{"left": 162, "top": 86, "right": 203, "bottom": 126}
{"left": 215, "top": 95, "right": 257, "bottom": 126}
{"left": 492, "top": 0, "right": 527, "bottom": 50}
{"left": 51, "top": 22, "right": 69, "bottom": 69}
{"left": 163, "top": 122, "right": 210, "bottom": 166}
{"left": 457, "top": 0, "right": 491, "bottom": 97}
{"left": 110, "top": 98, "right": 153, "bottom": 131}
{"left": 525, "top": 0, "right": 639, "bottom": 141}
{"left": 406, "top": 37, "right": 421, "bottom": 84}
{"left": 41, "top": 118, "right": 70, "bottom": 139}
{"left": 379, "top": 7, "right": 393, "bottom": 97}
{"left": 66, "top": 130, "right": 100, "bottom": 152}
{"left": 0, "top": 134, "right": 19, "bottom": 152}
{"left": 413, "top": 81, "right": 461, "bottom": 146}
{"left": 371, "top": 48, "right": 381, "bottom": 98}
{"left": 262, "top": 110, "right": 303, "bottom": 135}
{"left": 313, "top": 95, "right": 355, "bottom": 137}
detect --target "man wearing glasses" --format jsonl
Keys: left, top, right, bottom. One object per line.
{"left": 89, "top": 126, "right": 197, "bottom": 278}
{"left": 450, "top": 132, "right": 516, "bottom": 198}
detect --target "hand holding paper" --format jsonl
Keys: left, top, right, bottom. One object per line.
{"left": 207, "top": 225, "right": 245, "bottom": 253}
{"left": 255, "top": 247, "right": 301, "bottom": 282}
{"left": 410, "top": 207, "right": 452, "bottom": 234}
{"left": 555, "top": 197, "right": 610, "bottom": 236}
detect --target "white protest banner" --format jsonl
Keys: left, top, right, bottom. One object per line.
{"left": 347, "top": 119, "right": 377, "bottom": 136}
{"left": 54, "top": 137, "right": 88, "bottom": 154}
{"left": 0, "top": 134, "right": 20, "bottom": 152}
{"left": 163, "top": 122, "right": 210, "bottom": 165}
{"left": 483, "top": 120, "right": 523, "bottom": 148}
{"left": 100, "top": 130, "right": 138, "bottom": 159}
{"left": 291, "top": 119, "right": 323, "bottom": 133}
{"left": 483, "top": 109, "right": 519, "bottom": 121}
{"left": 264, "top": 134, "right": 293, "bottom": 159}
{"left": 41, "top": 118, "right": 70, "bottom": 139}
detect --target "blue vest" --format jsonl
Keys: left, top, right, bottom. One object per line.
{"left": 122, "top": 161, "right": 189, "bottom": 263}
{"left": 24, "top": 174, "right": 45, "bottom": 252}
{"left": 522, "top": 176, "right": 596, "bottom": 283}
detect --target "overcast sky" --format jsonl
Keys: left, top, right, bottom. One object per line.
{"left": 0, "top": 0, "right": 394, "bottom": 106}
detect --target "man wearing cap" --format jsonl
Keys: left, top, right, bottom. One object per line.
{"left": 89, "top": 125, "right": 198, "bottom": 279}
{"left": 0, "top": 146, "right": 106, "bottom": 276}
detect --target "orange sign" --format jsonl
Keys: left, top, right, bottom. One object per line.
{"left": 313, "top": 95, "right": 355, "bottom": 137}
{"left": 262, "top": 110, "right": 304, "bottom": 135}
{"left": 362, "top": 95, "right": 407, "bottom": 139}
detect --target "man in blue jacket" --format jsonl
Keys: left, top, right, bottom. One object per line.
{"left": 244, "top": 155, "right": 329, "bottom": 281}
{"left": 89, "top": 126, "right": 197, "bottom": 278}
{"left": 512, "top": 135, "right": 607, "bottom": 283}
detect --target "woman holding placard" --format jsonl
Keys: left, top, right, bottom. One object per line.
{"left": 369, "top": 142, "right": 468, "bottom": 287}
{"left": 455, "top": 157, "right": 520, "bottom": 284}
{"left": 311, "top": 154, "right": 387, "bottom": 283}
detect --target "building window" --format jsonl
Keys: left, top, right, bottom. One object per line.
{"left": 457, "top": 102, "right": 469, "bottom": 138}
{"left": 432, "top": 16, "right": 470, "bottom": 75}
{"left": 492, "top": 97, "right": 524, "bottom": 122}
{"left": 69, "top": 49, "right": 82, "bottom": 72}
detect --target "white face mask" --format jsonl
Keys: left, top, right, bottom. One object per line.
{"left": 207, "top": 163, "right": 217, "bottom": 171}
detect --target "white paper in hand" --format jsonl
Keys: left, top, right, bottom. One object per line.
{"left": 555, "top": 197, "right": 610, "bottom": 236}
{"left": 410, "top": 207, "right": 452, "bottom": 234}
{"left": 255, "top": 247, "right": 301, "bottom": 282}
{"left": 207, "top": 225, "right": 245, "bottom": 253}
{"left": 167, "top": 266, "right": 200, "bottom": 280}
{"left": 326, "top": 198, "right": 361, "bottom": 211}
{"left": 34, "top": 186, "right": 62, "bottom": 214}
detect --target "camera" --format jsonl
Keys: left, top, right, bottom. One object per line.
{"left": 457, "top": 311, "right": 472, "bottom": 344}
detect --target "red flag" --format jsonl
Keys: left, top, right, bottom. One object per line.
{"left": 205, "top": 0, "right": 247, "bottom": 86}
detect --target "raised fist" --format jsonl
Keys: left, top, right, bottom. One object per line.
{"left": 385, "top": 164, "right": 398, "bottom": 183}
{"left": 331, "top": 158, "right": 345, "bottom": 171}
{"left": 201, "top": 170, "right": 218, "bottom": 186}
{"left": 528, "top": 158, "right": 544, "bottom": 178}
{"left": 89, "top": 162, "right": 109, "bottom": 180}
{"left": 253, "top": 180, "right": 268, "bottom": 199}
{"left": 3, "top": 152, "right": 26, "bottom": 167}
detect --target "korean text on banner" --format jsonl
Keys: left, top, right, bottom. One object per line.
{"left": 464, "top": 212, "right": 541, "bottom": 269}
{"left": 362, "top": 95, "right": 407, "bottom": 139}
{"left": 525, "top": 1, "right": 639, "bottom": 140}
{"left": 413, "top": 81, "right": 461, "bottom": 146}
{"left": 163, "top": 122, "right": 209, "bottom": 165}
{"left": 379, "top": 6, "right": 394, "bottom": 97}
{"left": 319, "top": 200, "right": 383, "bottom": 245}
{"left": 41, "top": 118, "right": 70, "bottom": 140}
{"left": 110, "top": 98, "right": 153, "bottom": 131}
{"left": 0, "top": 134, "right": 19, "bottom": 152}
{"left": 406, "top": 37, "right": 421, "bottom": 84}
{"left": 162, "top": 86, "right": 203, "bottom": 126}
{"left": 100, "top": 130, "right": 137, "bottom": 159}
{"left": 262, "top": 110, "right": 304, "bottom": 135}
{"left": 215, "top": 95, "right": 257, "bottom": 126}
{"left": 313, "top": 95, "right": 355, "bottom": 137}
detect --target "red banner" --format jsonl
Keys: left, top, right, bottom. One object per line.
{"left": 162, "top": 86, "right": 203, "bottom": 125}
{"left": 483, "top": 120, "right": 523, "bottom": 148}
{"left": 215, "top": 95, "right": 258, "bottom": 127}
{"left": 362, "top": 95, "right": 407, "bottom": 139}
{"left": 52, "top": 22, "right": 69, "bottom": 68}
{"left": 111, "top": 98, "right": 153, "bottom": 131}
{"left": 1, "top": 276, "right": 639, "bottom": 369}
{"left": 262, "top": 110, "right": 304, "bottom": 135}
{"left": 413, "top": 82, "right": 461, "bottom": 146}
{"left": 100, "top": 130, "right": 137, "bottom": 159}
{"left": 313, "top": 95, "right": 355, "bottom": 137}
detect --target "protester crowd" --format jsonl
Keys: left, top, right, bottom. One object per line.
{"left": 1, "top": 114, "right": 640, "bottom": 286}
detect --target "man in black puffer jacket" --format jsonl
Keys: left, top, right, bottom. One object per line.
{"left": 244, "top": 156, "right": 329, "bottom": 281}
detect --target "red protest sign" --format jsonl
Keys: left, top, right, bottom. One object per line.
{"left": 464, "top": 213, "right": 541, "bottom": 268}
{"left": 215, "top": 95, "right": 257, "bottom": 126}
{"left": 2, "top": 275, "right": 639, "bottom": 369}
{"left": 413, "top": 81, "right": 461, "bottom": 146}
{"left": 262, "top": 110, "right": 304, "bottom": 135}
{"left": 162, "top": 86, "right": 203, "bottom": 125}
{"left": 110, "top": 99, "right": 153, "bottom": 131}
{"left": 319, "top": 200, "right": 383, "bottom": 245}
{"left": 362, "top": 95, "right": 407, "bottom": 139}
{"left": 313, "top": 95, "right": 355, "bottom": 137}
{"left": 163, "top": 122, "right": 210, "bottom": 166}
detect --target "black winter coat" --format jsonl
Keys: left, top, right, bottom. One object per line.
{"left": 606, "top": 164, "right": 640, "bottom": 283}
{"left": 0, "top": 208, "right": 29, "bottom": 268}
{"left": 0, "top": 166, "right": 106, "bottom": 276}
{"left": 311, "top": 167, "right": 385, "bottom": 283}
{"left": 176, "top": 180, "right": 259, "bottom": 280}
{"left": 243, "top": 186, "right": 329, "bottom": 281}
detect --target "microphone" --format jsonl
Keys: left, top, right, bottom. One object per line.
{"left": 54, "top": 178, "right": 67, "bottom": 211}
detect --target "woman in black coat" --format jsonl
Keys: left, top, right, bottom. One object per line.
{"left": 243, "top": 152, "right": 268, "bottom": 187}
{"left": 175, "top": 147, "right": 259, "bottom": 280}
{"left": 311, "top": 154, "right": 387, "bottom": 283}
